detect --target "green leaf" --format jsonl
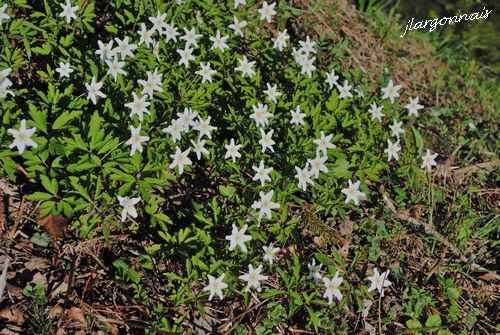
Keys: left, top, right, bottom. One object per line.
{"left": 28, "top": 104, "right": 47, "bottom": 133}
{"left": 411, "top": 126, "right": 424, "bottom": 154}
{"left": 27, "top": 192, "right": 53, "bottom": 202}
{"left": 425, "top": 314, "right": 442, "bottom": 327}
{"left": 218, "top": 184, "right": 236, "bottom": 198}
{"left": 52, "top": 110, "right": 82, "bottom": 129}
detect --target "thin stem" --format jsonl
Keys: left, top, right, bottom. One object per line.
{"left": 428, "top": 171, "right": 433, "bottom": 228}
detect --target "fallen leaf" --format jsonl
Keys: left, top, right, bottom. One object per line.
{"left": 478, "top": 272, "right": 498, "bottom": 282}
{"left": 67, "top": 307, "right": 86, "bottom": 326}
{"left": 313, "top": 236, "right": 326, "bottom": 248}
{"left": 0, "top": 328, "right": 20, "bottom": 335}
{"left": 48, "top": 305, "right": 63, "bottom": 320}
{"left": 31, "top": 273, "right": 47, "bottom": 286}
{"left": 50, "top": 282, "right": 68, "bottom": 299}
{"left": 338, "top": 218, "right": 354, "bottom": 237}
{"left": 37, "top": 213, "right": 68, "bottom": 239}
{"left": 0, "top": 306, "right": 25, "bottom": 325}
{"left": 25, "top": 257, "right": 49, "bottom": 270}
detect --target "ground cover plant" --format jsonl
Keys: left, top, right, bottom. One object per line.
{"left": 0, "top": 0, "right": 498, "bottom": 334}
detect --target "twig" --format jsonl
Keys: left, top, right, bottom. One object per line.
{"left": 0, "top": 256, "right": 11, "bottom": 303}
{"left": 382, "top": 193, "right": 487, "bottom": 272}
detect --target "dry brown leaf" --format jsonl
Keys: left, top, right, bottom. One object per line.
{"left": 37, "top": 213, "right": 68, "bottom": 239}
{"left": 478, "top": 272, "right": 498, "bottom": 282}
{"left": 313, "top": 236, "right": 326, "bottom": 248}
{"left": 0, "top": 306, "right": 25, "bottom": 325}
{"left": 24, "top": 257, "right": 49, "bottom": 270}
{"left": 0, "top": 328, "right": 20, "bottom": 335}
{"left": 67, "top": 307, "right": 86, "bottom": 326}
{"left": 31, "top": 272, "right": 47, "bottom": 286}
{"left": 338, "top": 218, "right": 354, "bottom": 237}
{"left": 50, "top": 282, "right": 68, "bottom": 299}
{"left": 48, "top": 305, "right": 63, "bottom": 319}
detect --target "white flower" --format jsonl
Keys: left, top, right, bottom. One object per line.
{"left": 381, "top": 79, "right": 402, "bottom": 103}
{"left": 292, "top": 47, "right": 307, "bottom": 64}
{"left": 229, "top": 16, "right": 247, "bottom": 36}
{"left": 203, "top": 273, "right": 228, "bottom": 301}
{"left": 0, "top": 80, "right": 14, "bottom": 99}
{"left": 229, "top": 16, "right": 247, "bottom": 37}
{"left": 299, "top": 36, "right": 316, "bottom": 55}
{"left": 178, "top": 107, "right": 199, "bottom": 128}
{"left": 59, "top": 0, "right": 79, "bottom": 24}
{"left": 114, "top": 36, "right": 137, "bottom": 60}
{"left": 355, "top": 86, "right": 364, "bottom": 98}
{"left": 194, "top": 116, "right": 217, "bottom": 139}
{"left": 300, "top": 56, "right": 316, "bottom": 78}
{"left": 421, "top": 149, "right": 438, "bottom": 172}
{"left": 233, "top": 0, "right": 246, "bottom": 9}
{"left": 250, "top": 103, "right": 272, "bottom": 127}
{"left": 239, "top": 264, "right": 268, "bottom": 292}
{"left": 148, "top": 11, "right": 168, "bottom": 33}
{"left": 177, "top": 46, "right": 195, "bottom": 68}
{"left": 225, "top": 138, "right": 242, "bottom": 162}
{"left": 384, "top": 139, "right": 401, "bottom": 162}
{"left": 8, "top": 119, "right": 37, "bottom": 154}
{"left": 307, "top": 259, "right": 323, "bottom": 284}
{"left": 337, "top": 80, "right": 353, "bottom": 99}
{"left": 252, "top": 160, "right": 273, "bottom": 186}
{"left": 0, "top": 81, "right": 13, "bottom": 98}
{"left": 0, "top": 68, "right": 12, "bottom": 85}
{"left": 389, "top": 119, "right": 404, "bottom": 138}
{"left": 308, "top": 154, "right": 328, "bottom": 179}
{"left": 263, "top": 83, "right": 281, "bottom": 104}
{"left": 152, "top": 41, "right": 162, "bottom": 60}
{"left": 137, "top": 23, "right": 154, "bottom": 48}
{"left": 117, "top": 196, "right": 141, "bottom": 222}
{"left": 367, "top": 268, "right": 392, "bottom": 296}
{"left": 190, "top": 138, "right": 209, "bottom": 160}
{"left": 323, "top": 271, "right": 343, "bottom": 304}
{"left": 258, "top": 128, "right": 275, "bottom": 153}
{"left": 272, "top": 29, "right": 289, "bottom": 51}
{"left": 55, "top": 62, "right": 73, "bottom": 78}
{"left": 210, "top": 30, "right": 229, "bottom": 52}
{"left": 405, "top": 96, "right": 424, "bottom": 117}
{"left": 0, "top": 4, "right": 10, "bottom": 25}
{"left": 235, "top": 56, "right": 256, "bottom": 78}
{"left": 169, "top": 146, "right": 192, "bottom": 174}
{"left": 325, "top": 69, "right": 339, "bottom": 89}
{"left": 295, "top": 164, "right": 314, "bottom": 191}
{"left": 225, "top": 224, "right": 252, "bottom": 253}
{"left": 138, "top": 68, "right": 163, "bottom": 97}
{"left": 105, "top": 57, "right": 127, "bottom": 81}
{"left": 263, "top": 243, "right": 279, "bottom": 265}
{"left": 180, "top": 27, "right": 202, "bottom": 48}
{"left": 124, "top": 92, "right": 150, "bottom": 121}
{"left": 95, "top": 40, "right": 116, "bottom": 62}
{"left": 368, "top": 102, "right": 384, "bottom": 122}
{"left": 125, "top": 124, "right": 149, "bottom": 155}
{"left": 162, "top": 119, "right": 184, "bottom": 143}
{"left": 258, "top": 1, "right": 276, "bottom": 23}
{"left": 251, "top": 190, "right": 280, "bottom": 220}
{"left": 196, "top": 62, "right": 217, "bottom": 83}
{"left": 341, "top": 179, "right": 366, "bottom": 206}
{"left": 313, "top": 131, "right": 336, "bottom": 155}
{"left": 290, "top": 105, "right": 306, "bottom": 126}
{"left": 163, "top": 22, "right": 180, "bottom": 42}
{"left": 85, "top": 77, "right": 106, "bottom": 105}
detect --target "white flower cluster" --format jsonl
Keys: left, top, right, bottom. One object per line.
{"left": 1, "top": 0, "right": 441, "bottom": 308}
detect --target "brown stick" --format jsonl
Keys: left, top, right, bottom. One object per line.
{"left": 382, "top": 193, "right": 471, "bottom": 264}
